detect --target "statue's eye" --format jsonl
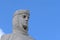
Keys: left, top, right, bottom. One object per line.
{"left": 23, "top": 15, "right": 26, "bottom": 18}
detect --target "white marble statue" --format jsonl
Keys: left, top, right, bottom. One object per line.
{"left": 1, "top": 10, "right": 34, "bottom": 40}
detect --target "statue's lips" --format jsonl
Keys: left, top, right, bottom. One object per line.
{"left": 23, "top": 25, "right": 27, "bottom": 30}
{"left": 24, "top": 27, "right": 27, "bottom": 30}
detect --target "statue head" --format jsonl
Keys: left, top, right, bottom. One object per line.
{"left": 12, "top": 10, "right": 30, "bottom": 34}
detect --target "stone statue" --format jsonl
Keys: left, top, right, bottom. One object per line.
{"left": 1, "top": 10, "right": 34, "bottom": 40}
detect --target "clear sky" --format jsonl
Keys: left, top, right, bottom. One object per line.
{"left": 0, "top": 0, "right": 60, "bottom": 40}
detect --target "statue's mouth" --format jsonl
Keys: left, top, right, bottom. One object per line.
{"left": 23, "top": 25, "right": 27, "bottom": 30}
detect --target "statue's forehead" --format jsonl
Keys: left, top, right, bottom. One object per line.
{"left": 14, "top": 13, "right": 30, "bottom": 17}
{"left": 14, "top": 10, "right": 30, "bottom": 16}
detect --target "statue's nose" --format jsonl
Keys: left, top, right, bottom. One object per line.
{"left": 26, "top": 20, "right": 28, "bottom": 22}
{"left": 25, "top": 17, "right": 28, "bottom": 21}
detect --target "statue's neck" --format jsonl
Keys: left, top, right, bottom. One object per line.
{"left": 13, "top": 26, "right": 28, "bottom": 35}
{"left": 13, "top": 29, "right": 28, "bottom": 36}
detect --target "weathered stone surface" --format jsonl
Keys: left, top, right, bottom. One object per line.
{"left": 1, "top": 10, "right": 34, "bottom": 40}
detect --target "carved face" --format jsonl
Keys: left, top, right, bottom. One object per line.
{"left": 17, "top": 13, "right": 29, "bottom": 31}
{"left": 13, "top": 10, "right": 30, "bottom": 33}
{"left": 18, "top": 13, "right": 29, "bottom": 26}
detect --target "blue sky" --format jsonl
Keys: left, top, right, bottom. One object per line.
{"left": 0, "top": 0, "right": 60, "bottom": 40}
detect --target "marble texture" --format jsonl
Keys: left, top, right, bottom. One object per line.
{"left": 1, "top": 10, "right": 34, "bottom": 40}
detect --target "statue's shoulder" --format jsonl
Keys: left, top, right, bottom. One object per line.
{"left": 1, "top": 34, "right": 11, "bottom": 40}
